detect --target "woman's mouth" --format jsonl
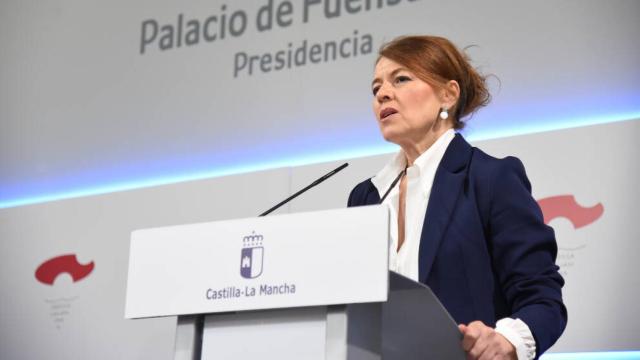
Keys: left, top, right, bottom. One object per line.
{"left": 380, "top": 107, "right": 398, "bottom": 120}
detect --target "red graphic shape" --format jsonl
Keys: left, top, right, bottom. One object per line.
{"left": 537, "top": 195, "right": 604, "bottom": 228}
{"left": 35, "top": 254, "right": 94, "bottom": 285}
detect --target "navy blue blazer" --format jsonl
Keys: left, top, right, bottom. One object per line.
{"left": 348, "top": 134, "right": 566, "bottom": 358}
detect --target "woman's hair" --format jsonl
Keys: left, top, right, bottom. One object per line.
{"left": 378, "top": 35, "right": 491, "bottom": 129}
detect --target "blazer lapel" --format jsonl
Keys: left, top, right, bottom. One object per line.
{"left": 418, "top": 134, "right": 473, "bottom": 283}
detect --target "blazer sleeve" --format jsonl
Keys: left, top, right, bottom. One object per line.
{"left": 487, "top": 156, "right": 567, "bottom": 357}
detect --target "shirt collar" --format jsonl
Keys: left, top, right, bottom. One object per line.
{"left": 371, "top": 129, "right": 456, "bottom": 195}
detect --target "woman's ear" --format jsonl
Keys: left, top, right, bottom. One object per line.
{"left": 441, "top": 80, "right": 460, "bottom": 109}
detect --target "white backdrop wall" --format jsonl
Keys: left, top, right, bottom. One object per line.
{"left": 1, "top": 120, "right": 639, "bottom": 360}
{"left": 1, "top": 0, "right": 639, "bottom": 207}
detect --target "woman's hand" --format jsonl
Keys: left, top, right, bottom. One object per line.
{"left": 459, "top": 321, "right": 517, "bottom": 360}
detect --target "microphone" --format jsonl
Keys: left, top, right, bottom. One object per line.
{"left": 259, "top": 163, "right": 349, "bottom": 216}
{"left": 379, "top": 167, "right": 406, "bottom": 204}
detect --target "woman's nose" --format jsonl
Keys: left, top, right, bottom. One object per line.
{"left": 376, "top": 83, "right": 392, "bottom": 103}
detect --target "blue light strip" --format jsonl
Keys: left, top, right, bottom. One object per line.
{"left": 0, "top": 114, "right": 638, "bottom": 209}
{"left": 0, "top": 145, "right": 393, "bottom": 209}
{"left": 465, "top": 111, "right": 640, "bottom": 143}
{"left": 541, "top": 351, "right": 640, "bottom": 360}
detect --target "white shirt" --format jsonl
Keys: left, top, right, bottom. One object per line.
{"left": 372, "top": 129, "right": 455, "bottom": 281}
{"left": 371, "top": 129, "right": 536, "bottom": 360}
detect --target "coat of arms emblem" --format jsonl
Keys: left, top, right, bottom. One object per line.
{"left": 240, "top": 231, "right": 263, "bottom": 279}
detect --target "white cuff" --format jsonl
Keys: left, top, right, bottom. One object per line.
{"left": 495, "top": 317, "right": 536, "bottom": 360}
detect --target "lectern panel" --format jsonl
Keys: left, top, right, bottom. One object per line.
{"left": 201, "top": 307, "right": 327, "bottom": 360}
{"left": 125, "top": 206, "right": 389, "bottom": 318}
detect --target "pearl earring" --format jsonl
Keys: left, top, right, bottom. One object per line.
{"left": 439, "top": 107, "right": 449, "bottom": 120}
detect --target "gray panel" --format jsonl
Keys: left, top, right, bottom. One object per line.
{"left": 383, "top": 272, "right": 465, "bottom": 360}
{"left": 201, "top": 307, "right": 328, "bottom": 360}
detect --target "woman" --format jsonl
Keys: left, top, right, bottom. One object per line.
{"left": 348, "top": 36, "right": 566, "bottom": 360}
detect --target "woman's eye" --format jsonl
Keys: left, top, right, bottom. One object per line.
{"left": 395, "top": 75, "right": 411, "bottom": 83}
{"left": 372, "top": 86, "right": 380, "bottom": 96}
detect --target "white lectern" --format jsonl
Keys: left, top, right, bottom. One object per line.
{"left": 125, "top": 206, "right": 465, "bottom": 360}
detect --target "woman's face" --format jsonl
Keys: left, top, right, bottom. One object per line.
{"left": 371, "top": 57, "right": 444, "bottom": 147}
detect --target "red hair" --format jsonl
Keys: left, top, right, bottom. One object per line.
{"left": 378, "top": 35, "right": 491, "bottom": 129}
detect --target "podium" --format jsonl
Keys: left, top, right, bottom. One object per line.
{"left": 125, "top": 206, "right": 465, "bottom": 359}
